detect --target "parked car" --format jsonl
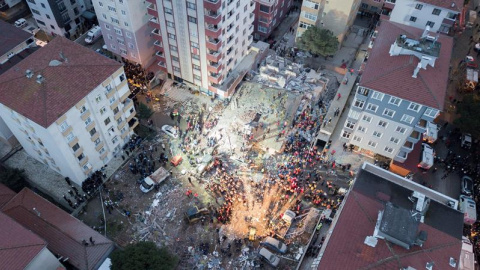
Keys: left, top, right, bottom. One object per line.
{"left": 14, "top": 18, "right": 27, "bottom": 28}
{"left": 161, "top": 125, "right": 178, "bottom": 138}
{"left": 259, "top": 248, "right": 281, "bottom": 267}
{"left": 261, "top": 237, "right": 287, "bottom": 254}
{"left": 461, "top": 133, "right": 472, "bottom": 149}
{"left": 462, "top": 176, "right": 474, "bottom": 196}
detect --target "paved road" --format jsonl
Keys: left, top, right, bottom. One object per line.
{"left": 75, "top": 31, "right": 105, "bottom": 52}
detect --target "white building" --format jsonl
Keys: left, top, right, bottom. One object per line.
{"left": 92, "top": 0, "right": 155, "bottom": 67}
{"left": 147, "top": 0, "right": 256, "bottom": 98}
{"left": 383, "top": 0, "right": 463, "bottom": 33}
{"left": 0, "top": 37, "right": 137, "bottom": 185}
{"left": 25, "top": 0, "right": 88, "bottom": 39}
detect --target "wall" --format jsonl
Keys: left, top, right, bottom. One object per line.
{"left": 253, "top": 0, "right": 293, "bottom": 40}
{"left": 322, "top": 0, "right": 361, "bottom": 44}
{"left": 25, "top": 247, "right": 63, "bottom": 270}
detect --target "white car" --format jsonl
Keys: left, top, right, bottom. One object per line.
{"left": 161, "top": 125, "right": 178, "bottom": 138}
{"left": 14, "top": 18, "right": 27, "bottom": 28}
{"left": 259, "top": 248, "right": 280, "bottom": 267}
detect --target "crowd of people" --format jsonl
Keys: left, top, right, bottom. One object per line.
{"left": 122, "top": 60, "right": 153, "bottom": 95}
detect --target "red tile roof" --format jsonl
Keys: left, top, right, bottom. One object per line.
{"left": 2, "top": 188, "right": 114, "bottom": 270}
{"left": 360, "top": 21, "right": 453, "bottom": 110}
{"left": 0, "top": 36, "right": 122, "bottom": 128}
{"left": 0, "top": 183, "right": 16, "bottom": 208}
{"left": 317, "top": 189, "right": 462, "bottom": 269}
{"left": 419, "top": 0, "right": 464, "bottom": 12}
{"left": 0, "top": 212, "right": 47, "bottom": 270}
{"left": 0, "top": 20, "right": 33, "bottom": 57}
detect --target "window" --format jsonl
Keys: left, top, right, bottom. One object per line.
{"left": 415, "top": 4, "right": 423, "bottom": 9}
{"left": 353, "top": 99, "right": 365, "bottom": 109}
{"left": 50, "top": 25, "right": 55, "bottom": 29}
{"left": 46, "top": 14, "right": 51, "bottom": 19}
{"left": 432, "top": 8, "right": 441, "bottom": 15}
{"left": 173, "top": 67, "right": 181, "bottom": 72}
{"left": 378, "top": 120, "right": 388, "bottom": 128}
{"left": 341, "top": 130, "right": 351, "bottom": 139}
{"left": 408, "top": 102, "right": 421, "bottom": 112}
{"left": 36, "top": 19, "right": 46, "bottom": 26}
{"left": 362, "top": 115, "right": 372, "bottom": 123}
{"left": 366, "top": 104, "right": 378, "bottom": 112}
{"left": 111, "top": 17, "right": 119, "bottom": 24}
{"left": 126, "top": 32, "right": 132, "bottom": 38}
{"left": 390, "top": 137, "right": 400, "bottom": 144}
{"left": 124, "top": 22, "right": 129, "bottom": 27}
{"left": 368, "top": 141, "right": 378, "bottom": 148}
{"left": 95, "top": 94, "right": 102, "bottom": 103}
{"left": 401, "top": 114, "right": 415, "bottom": 124}
{"left": 109, "top": 96, "right": 116, "bottom": 104}
{"left": 371, "top": 92, "right": 384, "bottom": 101}
{"left": 395, "top": 126, "right": 406, "bottom": 134}
{"left": 117, "top": 117, "right": 122, "bottom": 124}
{"left": 193, "top": 64, "right": 200, "bottom": 70}
{"left": 187, "top": 1, "right": 196, "bottom": 10}
{"left": 113, "top": 107, "right": 119, "bottom": 115}
{"left": 357, "top": 126, "right": 367, "bottom": 133}
{"left": 72, "top": 143, "right": 80, "bottom": 152}
{"left": 107, "top": 5, "right": 116, "bottom": 12}
{"left": 303, "top": 12, "right": 317, "bottom": 21}
{"left": 79, "top": 105, "right": 87, "bottom": 114}
{"left": 389, "top": 97, "right": 401, "bottom": 106}
{"left": 107, "top": 34, "right": 113, "bottom": 40}
{"left": 102, "top": 13, "right": 107, "bottom": 19}
{"left": 383, "top": 108, "right": 395, "bottom": 118}
{"left": 99, "top": 147, "right": 106, "bottom": 154}
{"left": 165, "top": 7, "right": 173, "bottom": 14}
{"left": 304, "top": 0, "right": 319, "bottom": 9}
{"left": 188, "top": 16, "right": 197, "bottom": 24}
{"left": 172, "top": 56, "right": 179, "bottom": 62}
{"left": 99, "top": 2, "right": 103, "bottom": 7}
{"left": 424, "top": 108, "right": 438, "bottom": 118}
{"left": 357, "top": 87, "right": 370, "bottom": 96}
{"left": 89, "top": 127, "right": 97, "bottom": 136}
{"left": 66, "top": 132, "right": 75, "bottom": 142}
{"left": 192, "top": 54, "right": 200, "bottom": 60}
{"left": 191, "top": 41, "right": 199, "bottom": 48}
{"left": 121, "top": 10, "right": 126, "bottom": 15}
{"left": 166, "top": 21, "right": 174, "bottom": 28}
{"left": 31, "top": 8, "right": 40, "bottom": 15}
{"left": 194, "top": 75, "right": 201, "bottom": 80}
{"left": 170, "top": 45, "right": 177, "bottom": 52}
{"left": 114, "top": 28, "right": 122, "bottom": 35}
{"left": 426, "top": 21, "right": 435, "bottom": 27}
{"left": 259, "top": 4, "right": 269, "bottom": 13}
{"left": 409, "top": 16, "right": 417, "bottom": 22}
{"left": 168, "top": 33, "right": 176, "bottom": 40}
{"left": 104, "top": 117, "right": 111, "bottom": 126}
{"left": 94, "top": 138, "right": 101, "bottom": 146}
{"left": 373, "top": 131, "right": 383, "bottom": 138}
{"left": 353, "top": 135, "right": 362, "bottom": 142}
{"left": 259, "top": 16, "right": 269, "bottom": 23}
{"left": 345, "top": 120, "right": 355, "bottom": 129}
{"left": 299, "top": 21, "right": 313, "bottom": 29}
{"left": 258, "top": 26, "right": 268, "bottom": 33}
{"left": 384, "top": 146, "right": 394, "bottom": 153}
{"left": 117, "top": 39, "right": 125, "bottom": 45}
{"left": 84, "top": 117, "right": 92, "bottom": 126}
{"left": 77, "top": 153, "right": 85, "bottom": 161}
{"left": 348, "top": 110, "right": 361, "bottom": 120}
{"left": 112, "top": 136, "right": 118, "bottom": 144}
{"left": 59, "top": 121, "right": 69, "bottom": 132}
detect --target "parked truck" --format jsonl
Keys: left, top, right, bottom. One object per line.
{"left": 139, "top": 167, "right": 170, "bottom": 193}
{"left": 85, "top": 25, "right": 102, "bottom": 44}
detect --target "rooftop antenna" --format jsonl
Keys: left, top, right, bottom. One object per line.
{"left": 33, "top": 207, "right": 41, "bottom": 216}
{"left": 59, "top": 51, "right": 68, "bottom": 63}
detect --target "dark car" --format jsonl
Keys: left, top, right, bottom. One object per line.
{"left": 462, "top": 176, "right": 474, "bottom": 196}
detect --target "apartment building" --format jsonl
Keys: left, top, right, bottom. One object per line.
{"left": 341, "top": 21, "right": 452, "bottom": 162}
{"left": 296, "top": 0, "right": 361, "bottom": 45}
{"left": 359, "top": 0, "right": 384, "bottom": 17}
{"left": 382, "top": 0, "right": 464, "bottom": 33}
{"left": 25, "top": 0, "right": 87, "bottom": 38}
{"left": 0, "top": 0, "right": 21, "bottom": 11}
{"left": 253, "top": 0, "right": 293, "bottom": 40}
{"left": 0, "top": 37, "right": 137, "bottom": 185}
{"left": 92, "top": 0, "right": 155, "bottom": 67}
{"left": 146, "top": 0, "right": 255, "bottom": 98}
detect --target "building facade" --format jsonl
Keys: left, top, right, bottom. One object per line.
{"left": 341, "top": 21, "right": 452, "bottom": 162}
{"left": 0, "top": 37, "right": 137, "bottom": 185}
{"left": 146, "top": 0, "right": 255, "bottom": 98}
{"left": 359, "top": 0, "right": 384, "bottom": 17}
{"left": 252, "top": 0, "right": 293, "bottom": 40}
{"left": 92, "top": 0, "right": 155, "bottom": 67}
{"left": 382, "top": 0, "right": 463, "bottom": 33}
{"left": 296, "top": 0, "right": 361, "bottom": 45}
{"left": 25, "top": 0, "right": 87, "bottom": 39}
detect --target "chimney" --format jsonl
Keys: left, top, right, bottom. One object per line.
{"left": 412, "top": 62, "right": 422, "bottom": 78}
{"left": 33, "top": 207, "right": 41, "bottom": 216}
{"left": 36, "top": 74, "right": 44, "bottom": 84}
{"left": 26, "top": 69, "right": 33, "bottom": 78}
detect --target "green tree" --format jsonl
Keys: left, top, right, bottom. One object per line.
{"left": 454, "top": 94, "right": 480, "bottom": 138}
{"left": 137, "top": 103, "right": 153, "bottom": 120}
{"left": 0, "top": 166, "right": 28, "bottom": 192}
{"left": 297, "top": 27, "right": 339, "bottom": 57}
{"left": 111, "top": 241, "right": 178, "bottom": 270}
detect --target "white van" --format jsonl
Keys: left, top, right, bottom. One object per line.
{"left": 459, "top": 195, "right": 477, "bottom": 226}
{"left": 14, "top": 18, "right": 27, "bottom": 28}
{"left": 85, "top": 25, "right": 102, "bottom": 44}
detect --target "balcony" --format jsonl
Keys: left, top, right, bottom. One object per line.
{"left": 155, "top": 50, "right": 165, "bottom": 60}
{"left": 147, "top": 4, "right": 157, "bottom": 16}
{"left": 61, "top": 126, "right": 73, "bottom": 137}
{"left": 95, "top": 141, "right": 105, "bottom": 152}
{"left": 205, "top": 10, "right": 221, "bottom": 24}
{"left": 206, "top": 38, "right": 222, "bottom": 50}
{"left": 149, "top": 17, "right": 159, "bottom": 26}
{"left": 395, "top": 151, "right": 408, "bottom": 163}
{"left": 204, "top": 0, "right": 221, "bottom": 10}
{"left": 408, "top": 130, "right": 421, "bottom": 142}
{"left": 147, "top": 3, "right": 156, "bottom": 11}
{"left": 208, "top": 73, "right": 223, "bottom": 84}
{"left": 401, "top": 141, "right": 414, "bottom": 152}
{"left": 154, "top": 40, "right": 163, "bottom": 47}
{"left": 152, "top": 28, "right": 161, "bottom": 35}
{"left": 208, "top": 62, "right": 223, "bottom": 73}
{"left": 79, "top": 156, "right": 89, "bottom": 167}
{"left": 205, "top": 25, "right": 221, "bottom": 38}
{"left": 128, "top": 117, "right": 139, "bottom": 130}
{"left": 80, "top": 110, "right": 91, "bottom": 121}
{"left": 207, "top": 50, "right": 222, "bottom": 62}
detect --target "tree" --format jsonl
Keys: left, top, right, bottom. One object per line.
{"left": 454, "top": 94, "right": 480, "bottom": 138}
{"left": 111, "top": 241, "right": 178, "bottom": 270}
{"left": 297, "top": 27, "right": 339, "bottom": 57}
{"left": 137, "top": 102, "right": 153, "bottom": 120}
{"left": 0, "top": 166, "right": 28, "bottom": 192}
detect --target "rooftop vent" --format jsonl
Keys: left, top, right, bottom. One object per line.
{"left": 33, "top": 207, "right": 41, "bottom": 216}
{"left": 59, "top": 51, "right": 68, "bottom": 63}
{"left": 36, "top": 74, "right": 44, "bottom": 84}
{"left": 426, "top": 262, "right": 434, "bottom": 270}
{"left": 25, "top": 69, "right": 33, "bottom": 78}
{"left": 449, "top": 257, "right": 457, "bottom": 267}
{"left": 49, "top": 60, "right": 62, "bottom": 66}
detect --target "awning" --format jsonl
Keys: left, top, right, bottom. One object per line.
{"left": 82, "top": 11, "right": 96, "bottom": 21}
